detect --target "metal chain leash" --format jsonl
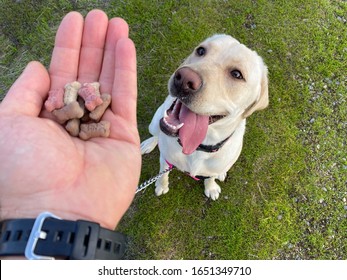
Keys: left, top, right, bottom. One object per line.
{"left": 135, "top": 165, "right": 175, "bottom": 194}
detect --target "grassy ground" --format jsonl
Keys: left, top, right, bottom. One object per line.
{"left": 0, "top": 0, "right": 346, "bottom": 259}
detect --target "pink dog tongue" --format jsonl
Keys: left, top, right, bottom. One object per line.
{"left": 179, "top": 104, "right": 209, "bottom": 155}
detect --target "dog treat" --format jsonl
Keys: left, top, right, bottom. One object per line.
{"left": 44, "top": 88, "right": 64, "bottom": 112}
{"left": 79, "top": 121, "right": 110, "bottom": 140}
{"left": 77, "top": 96, "right": 91, "bottom": 123}
{"left": 44, "top": 81, "right": 111, "bottom": 140}
{"left": 89, "top": 93, "right": 111, "bottom": 121}
{"left": 52, "top": 101, "right": 84, "bottom": 124}
{"left": 65, "top": 118, "right": 80, "bottom": 137}
{"left": 78, "top": 82, "right": 103, "bottom": 111}
{"left": 51, "top": 81, "right": 82, "bottom": 124}
{"left": 64, "top": 81, "right": 81, "bottom": 104}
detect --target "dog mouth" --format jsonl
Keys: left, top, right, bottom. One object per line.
{"left": 160, "top": 99, "right": 226, "bottom": 155}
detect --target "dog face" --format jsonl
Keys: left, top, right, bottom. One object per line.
{"left": 160, "top": 34, "right": 268, "bottom": 155}
{"left": 168, "top": 34, "right": 268, "bottom": 118}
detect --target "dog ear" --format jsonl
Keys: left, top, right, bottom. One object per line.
{"left": 243, "top": 65, "right": 269, "bottom": 118}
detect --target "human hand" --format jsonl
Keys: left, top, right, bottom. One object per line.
{"left": 0, "top": 10, "right": 141, "bottom": 229}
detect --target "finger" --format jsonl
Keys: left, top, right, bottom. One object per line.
{"left": 111, "top": 38, "right": 137, "bottom": 126}
{"left": 0, "top": 61, "right": 50, "bottom": 116}
{"left": 77, "top": 10, "right": 108, "bottom": 83}
{"left": 99, "top": 18, "right": 129, "bottom": 94}
{"left": 49, "top": 12, "right": 84, "bottom": 90}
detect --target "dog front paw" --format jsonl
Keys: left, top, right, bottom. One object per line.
{"left": 204, "top": 179, "right": 221, "bottom": 200}
{"left": 155, "top": 179, "right": 169, "bottom": 196}
{"left": 155, "top": 185, "right": 169, "bottom": 196}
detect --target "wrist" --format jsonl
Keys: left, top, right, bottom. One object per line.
{"left": 1, "top": 208, "right": 93, "bottom": 226}
{"left": 0, "top": 188, "right": 129, "bottom": 230}
{"left": 0, "top": 193, "right": 114, "bottom": 229}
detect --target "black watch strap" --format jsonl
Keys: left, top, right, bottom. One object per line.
{"left": 0, "top": 214, "right": 127, "bottom": 260}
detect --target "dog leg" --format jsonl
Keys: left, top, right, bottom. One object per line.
{"left": 140, "top": 136, "right": 158, "bottom": 155}
{"left": 204, "top": 177, "right": 221, "bottom": 200}
{"left": 155, "top": 156, "right": 170, "bottom": 196}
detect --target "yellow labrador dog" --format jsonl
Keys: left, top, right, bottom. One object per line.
{"left": 141, "top": 34, "right": 268, "bottom": 200}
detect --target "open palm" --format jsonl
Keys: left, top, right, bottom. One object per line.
{"left": 0, "top": 10, "right": 141, "bottom": 229}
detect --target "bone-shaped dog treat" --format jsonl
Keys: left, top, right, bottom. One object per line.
{"left": 51, "top": 81, "right": 82, "bottom": 124}
{"left": 65, "top": 118, "right": 80, "bottom": 137}
{"left": 44, "top": 88, "right": 64, "bottom": 112}
{"left": 78, "top": 82, "right": 103, "bottom": 111}
{"left": 89, "top": 93, "right": 111, "bottom": 121}
{"left": 79, "top": 121, "right": 111, "bottom": 140}
{"left": 52, "top": 101, "right": 84, "bottom": 124}
{"left": 64, "top": 81, "right": 81, "bottom": 104}
{"left": 44, "top": 81, "right": 112, "bottom": 140}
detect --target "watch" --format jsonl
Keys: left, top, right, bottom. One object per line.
{"left": 0, "top": 212, "right": 127, "bottom": 260}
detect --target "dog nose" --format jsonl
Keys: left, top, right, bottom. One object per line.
{"left": 174, "top": 67, "right": 202, "bottom": 94}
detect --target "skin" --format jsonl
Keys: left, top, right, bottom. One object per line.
{"left": 0, "top": 10, "right": 141, "bottom": 231}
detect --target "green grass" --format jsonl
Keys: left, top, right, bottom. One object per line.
{"left": 0, "top": 0, "right": 346, "bottom": 259}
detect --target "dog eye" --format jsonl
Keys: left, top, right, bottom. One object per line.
{"left": 230, "top": 70, "right": 243, "bottom": 80}
{"left": 196, "top": 46, "right": 206, "bottom": 56}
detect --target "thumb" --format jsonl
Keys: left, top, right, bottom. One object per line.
{"left": 1, "top": 61, "right": 50, "bottom": 116}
